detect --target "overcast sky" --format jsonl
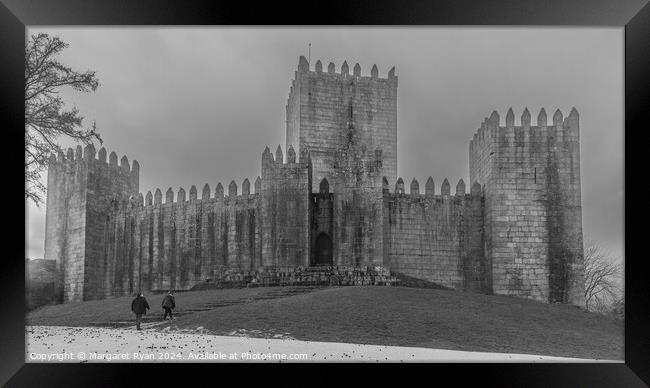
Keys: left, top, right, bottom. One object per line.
{"left": 26, "top": 27, "right": 624, "bottom": 265}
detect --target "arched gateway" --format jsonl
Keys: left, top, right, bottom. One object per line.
{"left": 313, "top": 233, "right": 333, "bottom": 266}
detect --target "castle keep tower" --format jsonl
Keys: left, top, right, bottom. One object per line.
{"left": 44, "top": 145, "right": 139, "bottom": 302}
{"left": 286, "top": 56, "right": 398, "bottom": 191}
{"left": 469, "top": 107, "right": 585, "bottom": 305}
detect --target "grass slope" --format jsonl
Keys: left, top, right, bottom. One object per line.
{"left": 27, "top": 287, "right": 279, "bottom": 326}
{"left": 28, "top": 286, "right": 623, "bottom": 360}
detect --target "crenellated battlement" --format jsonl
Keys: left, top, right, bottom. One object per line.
{"left": 262, "top": 144, "right": 311, "bottom": 167}
{"left": 45, "top": 144, "right": 140, "bottom": 204}
{"left": 48, "top": 144, "right": 140, "bottom": 176}
{"left": 469, "top": 107, "right": 580, "bottom": 152}
{"left": 138, "top": 177, "right": 262, "bottom": 211}
{"left": 382, "top": 176, "right": 481, "bottom": 199}
{"left": 295, "top": 55, "right": 396, "bottom": 83}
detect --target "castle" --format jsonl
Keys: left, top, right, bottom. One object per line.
{"left": 43, "top": 56, "right": 585, "bottom": 306}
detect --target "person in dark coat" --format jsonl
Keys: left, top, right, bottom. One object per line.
{"left": 131, "top": 292, "right": 150, "bottom": 330}
{"left": 162, "top": 291, "right": 176, "bottom": 320}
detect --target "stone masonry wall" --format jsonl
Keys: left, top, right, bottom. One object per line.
{"left": 260, "top": 145, "right": 312, "bottom": 268}
{"left": 383, "top": 178, "right": 486, "bottom": 291}
{"left": 84, "top": 146, "right": 139, "bottom": 300}
{"left": 469, "top": 108, "right": 584, "bottom": 305}
{"left": 327, "top": 121, "right": 385, "bottom": 268}
{"left": 105, "top": 179, "right": 262, "bottom": 297}
{"left": 331, "top": 163, "right": 384, "bottom": 267}
{"left": 44, "top": 148, "right": 87, "bottom": 303}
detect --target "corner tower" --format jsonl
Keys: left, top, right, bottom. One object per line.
{"left": 286, "top": 56, "right": 398, "bottom": 191}
{"left": 44, "top": 145, "right": 139, "bottom": 302}
{"left": 469, "top": 107, "right": 585, "bottom": 306}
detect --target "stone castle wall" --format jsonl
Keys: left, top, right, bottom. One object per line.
{"left": 329, "top": 146, "right": 385, "bottom": 268}
{"left": 260, "top": 145, "right": 312, "bottom": 269}
{"left": 104, "top": 182, "right": 261, "bottom": 297}
{"left": 45, "top": 144, "right": 313, "bottom": 299}
{"left": 382, "top": 178, "right": 486, "bottom": 291}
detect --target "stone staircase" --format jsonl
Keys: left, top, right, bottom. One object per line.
{"left": 191, "top": 265, "right": 400, "bottom": 290}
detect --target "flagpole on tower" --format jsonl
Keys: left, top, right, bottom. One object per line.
{"left": 308, "top": 43, "right": 311, "bottom": 64}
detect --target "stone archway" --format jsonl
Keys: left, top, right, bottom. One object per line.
{"left": 313, "top": 233, "right": 333, "bottom": 266}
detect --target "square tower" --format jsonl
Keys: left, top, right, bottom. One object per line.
{"left": 286, "top": 56, "right": 398, "bottom": 191}
{"left": 469, "top": 107, "right": 585, "bottom": 306}
{"left": 44, "top": 145, "right": 139, "bottom": 302}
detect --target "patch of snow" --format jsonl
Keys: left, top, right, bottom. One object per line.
{"left": 25, "top": 326, "right": 621, "bottom": 363}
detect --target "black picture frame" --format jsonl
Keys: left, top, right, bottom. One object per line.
{"left": 2, "top": 0, "right": 648, "bottom": 386}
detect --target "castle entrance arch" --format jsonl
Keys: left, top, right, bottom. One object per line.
{"left": 314, "top": 233, "right": 333, "bottom": 266}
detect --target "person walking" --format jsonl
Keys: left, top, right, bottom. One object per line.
{"left": 162, "top": 290, "right": 176, "bottom": 320}
{"left": 131, "top": 292, "right": 150, "bottom": 330}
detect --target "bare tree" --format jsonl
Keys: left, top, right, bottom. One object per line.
{"left": 25, "top": 33, "right": 101, "bottom": 205}
{"left": 583, "top": 241, "right": 623, "bottom": 313}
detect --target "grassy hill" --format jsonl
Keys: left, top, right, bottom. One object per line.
{"left": 27, "top": 286, "right": 623, "bottom": 360}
